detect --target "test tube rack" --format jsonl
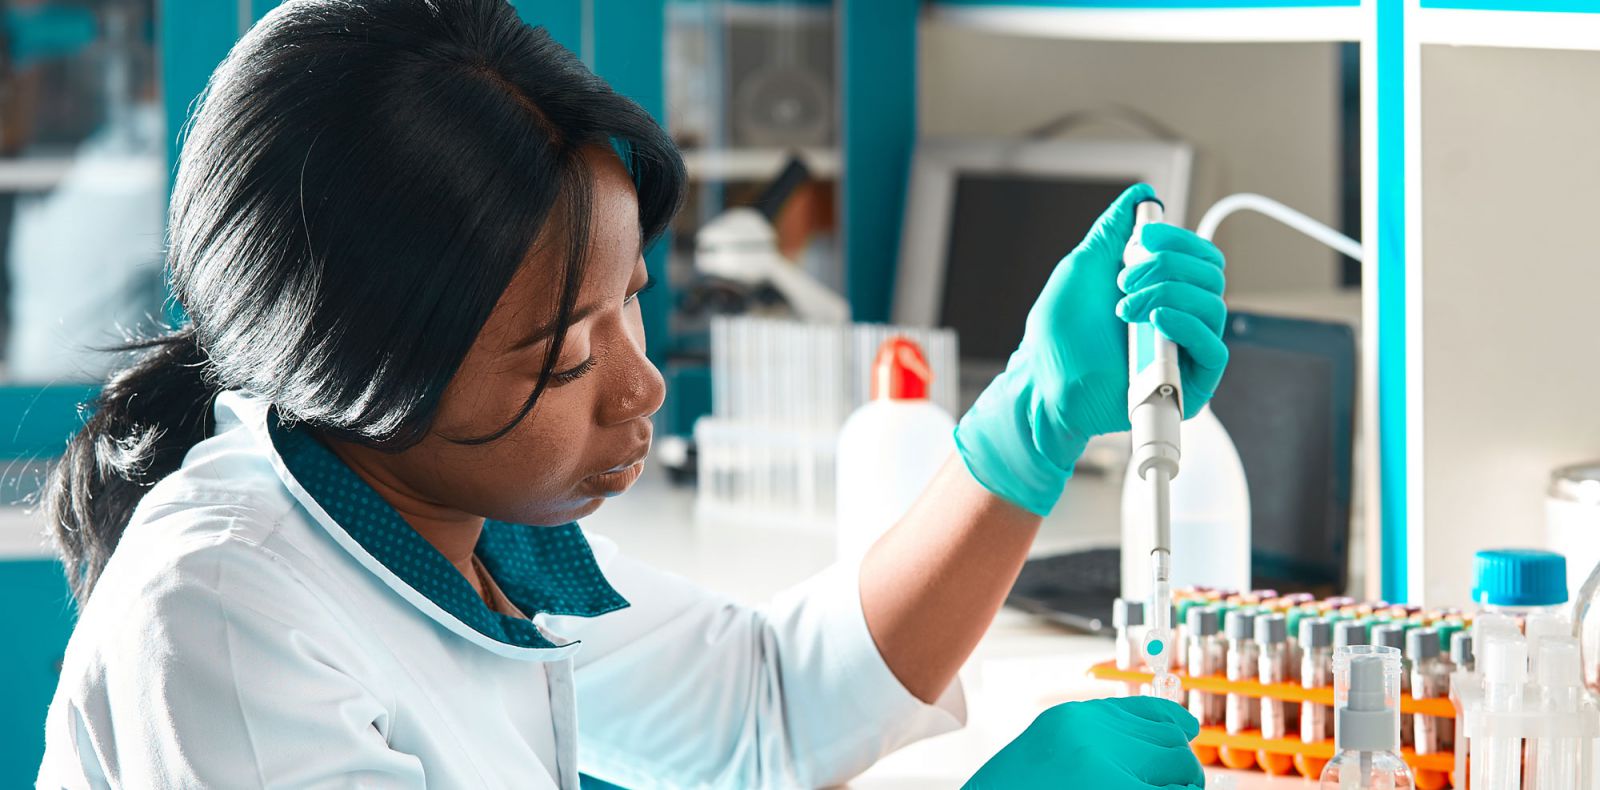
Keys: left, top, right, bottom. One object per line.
{"left": 1088, "top": 661, "right": 1459, "bottom": 788}
{"left": 1450, "top": 670, "right": 1600, "bottom": 789}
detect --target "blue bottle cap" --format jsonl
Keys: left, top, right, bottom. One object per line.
{"left": 1472, "top": 549, "right": 1568, "bottom": 607}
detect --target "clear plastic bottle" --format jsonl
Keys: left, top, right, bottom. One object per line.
{"left": 1320, "top": 645, "right": 1414, "bottom": 790}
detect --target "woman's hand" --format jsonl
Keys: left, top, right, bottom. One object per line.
{"left": 963, "top": 697, "right": 1205, "bottom": 789}
{"left": 954, "top": 183, "right": 1229, "bottom": 516}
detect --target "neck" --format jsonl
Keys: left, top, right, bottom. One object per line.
{"left": 318, "top": 435, "right": 486, "bottom": 585}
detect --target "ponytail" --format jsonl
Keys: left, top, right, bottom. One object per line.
{"left": 47, "top": 326, "right": 221, "bottom": 602}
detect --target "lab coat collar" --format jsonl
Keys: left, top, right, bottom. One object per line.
{"left": 218, "top": 390, "right": 629, "bottom": 660}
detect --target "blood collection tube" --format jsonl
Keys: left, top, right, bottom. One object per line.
{"left": 1407, "top": 627, "right": 1452, "bottom": 755}
{"left": 1187, "top": 606, "right": 1225, "bottom": 726}
{"left": 1300, "top": 618, "right": 1335, "bottom": 743}
{"left": 1372, "top": 623, "right": 1412, "bottom": 748}
{"left": 1225, "top": 609, "right": 1259, "bottom": 734}
{"left": 1255, "top": 613, "right": 1292, "bottom": 740}
{"left": 1113, "top": 597, "right": 1146, "bottom": 696}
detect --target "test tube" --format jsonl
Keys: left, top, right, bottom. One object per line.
{"left": 1301, "top": 618, "right": 1335, "bottom": 743}
{"left": 1225, "top": 609, "right": 1259, "bottom": 734}
{"left": 1254, "top": 613, "right": 1291, "bottom": 740}
{"left": 1530, "top": 637, "right": 1582, "bottom": 790}
{"left": 1113, "top": 597, "right": 1146, "bottom": 696}
{"left": 1174, "top": 598, "right": 1203, "bottom": 674}
{"left": 1187, "top": 607, "right": 1226, "bottom": 726}
{"left": 1407, "top": 627, "right": 1452, "bottom": 755}
{"left": 1524, "top": 610, "right": 1572, "bottom": 676}
{"left": 1372, "top": 623, "right": 1413, "bottom": 748}
{"left": 1473, "top": 636, "right": 1529, "bottom": 790}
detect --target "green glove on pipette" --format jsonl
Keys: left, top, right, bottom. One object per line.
{"left": 962, "top": 696, "right": 1206, "bottom": 789}
{"left": 954, "top": 183, "right": 1230, "bottom": 516}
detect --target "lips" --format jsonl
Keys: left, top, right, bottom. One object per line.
{"left": 585, "top": 460, "right": 644, "bottom": 496}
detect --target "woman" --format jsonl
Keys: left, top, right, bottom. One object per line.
{"left": 37, "top": 1, "right": 1229, "bottom": 788}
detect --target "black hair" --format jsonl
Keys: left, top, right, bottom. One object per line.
{"left": 46, "top": 0, "right": 685, "bottom": 602}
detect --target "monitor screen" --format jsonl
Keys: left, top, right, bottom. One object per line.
{"left": 1209, "top": 314, "right": 1356, "bottom": 594}
{"left": 938, "top": 174, "right": 1133, "bottom": 363}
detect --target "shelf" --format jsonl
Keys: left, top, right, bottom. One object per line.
{"left": 1421, "top": 7, "right": 1600, "bottom": 51}
{"left": 931, "top": 2, "right": 1362, "bottom": 44}
{"left": 680, "top": 146, "right": 839, "bottom": 182}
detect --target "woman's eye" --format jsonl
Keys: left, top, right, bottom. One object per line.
{"left": 552, "top": 357, "right": 595, "bottom": 385}
{"left": 624, "top": 278, "right": 656, "bottom": 306}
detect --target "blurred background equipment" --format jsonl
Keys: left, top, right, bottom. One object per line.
{"left": 695, "top": 316, "right": 956, "bottom": 530}
{"left": 892, "top": 137, "right": 1193, "bottom": 409}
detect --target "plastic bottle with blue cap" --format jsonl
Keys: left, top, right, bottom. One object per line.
{"left": 1473, "top": 548, "right": 1569, "bottom": 617}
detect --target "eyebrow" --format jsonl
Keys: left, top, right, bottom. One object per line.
{"left": 509, "top": 300, "right": 605, "bottom": 353}
{"left": 509, "top": 233, "right": 648, "bottom": 353}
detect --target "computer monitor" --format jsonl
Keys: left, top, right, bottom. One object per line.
{"left": 893, "top": 138, "right": 1194, "bottom": 403}
{"left": 1209, "top": 311, "right": 1356, "bottom": 595}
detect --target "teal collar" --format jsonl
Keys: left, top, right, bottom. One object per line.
{"left": 267, "top": 412, "right": 629, "bottom": 650}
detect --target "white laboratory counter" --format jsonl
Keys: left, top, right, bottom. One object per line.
{"left": 0, "top": 460, "right": 1308, "bottom": 788}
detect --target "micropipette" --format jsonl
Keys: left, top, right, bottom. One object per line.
{"left": 1126, "top": 199, "right": 1185, "bottom": 704}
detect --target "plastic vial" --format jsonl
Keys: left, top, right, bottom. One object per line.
{"left": 1472, "top": 635, "right": 1528, "bottom": 790}
{"left": 1302, "top": 618, "right": 1336, "bottom": 744}
{"left": 1336, "top": 620, "right": 1371, "bottom": 652}
{"left": 1523, "top": 610, "right": 1572, "bottom": 675}
{"left": 1473, "top": 548, "right": 1569, "bottom": 617}
{"left": 1187, "top": 606, "right": 1226, "bottom": 726}
{"left": 1320, "top": 646, "right": 1414, "bottom": 790}
{"left": 1529, "top": 637, "right": 1583, "bottom": 790}
{"left": 1225, "top": 609, "right": 1260, "bottom": 734}
{"left": 1451, "top": 630, "right": 1475, "bottom": 673}
{"left": 1113, "top": 597, "right": 1146, "bottom": 696}
{"left": 1406, "top": 627, "right": 1451, "bottom": 755}
{"left": 1175, "top": 597, "right": 1205, "bottom": 674}
{"left": 1372, "top": 624, "right": 1412, "bottom": 749}
{"left": 1256, "top": 612, "right": 1292, "bottom": 740}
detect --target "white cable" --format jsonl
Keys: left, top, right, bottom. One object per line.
{"left": 1195, "top": 193, "right": 1364, "bottom": 262}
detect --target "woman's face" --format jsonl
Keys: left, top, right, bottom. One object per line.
{"left": 342, "top": 146, "right": 666, "bottom": 527}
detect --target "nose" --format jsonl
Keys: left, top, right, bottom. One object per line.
{"left": 598, "top": 334, "right": 666, "bottom": 427}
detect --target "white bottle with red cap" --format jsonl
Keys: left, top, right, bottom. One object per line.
{"left": 835, "top": 337, "right": 956, "bottom": 567}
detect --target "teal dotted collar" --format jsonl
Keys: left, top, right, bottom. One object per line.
{"left": 267, "top": 412, "right": 629, "bottom": 650}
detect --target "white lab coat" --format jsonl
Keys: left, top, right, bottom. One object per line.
{"left": 36, "top": 390, "right": 964, "bottom": 789}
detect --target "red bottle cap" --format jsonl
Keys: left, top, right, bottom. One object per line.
{"left": 871, "top": 337, "right": 932, "bottom": 401}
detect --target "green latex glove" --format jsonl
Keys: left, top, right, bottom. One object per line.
{"left": 963, "top": 697, "right": 1205, "bottom": 790}
{"left": 954, "top": 183, "right": 1229, "bottom": 516}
